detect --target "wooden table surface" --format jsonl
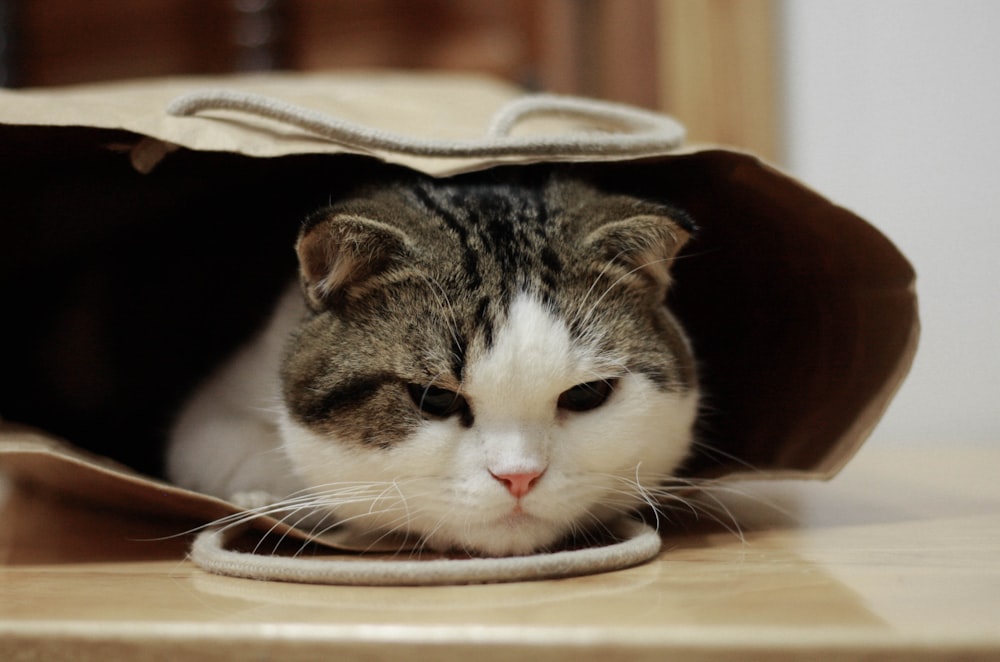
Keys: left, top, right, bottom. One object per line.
{"left": 2, "top": 443, "right": 998, "bottom": 660}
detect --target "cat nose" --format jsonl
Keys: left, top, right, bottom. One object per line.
{"left": 490, "top": 469, "right": 545, "bottom": 498}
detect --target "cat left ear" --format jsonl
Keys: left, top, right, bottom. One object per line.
{"left": 584, "top": 213, "right": 692, "bottom": 291}
{"left": 296, "top": 213, "right": 412, "bottom": 309}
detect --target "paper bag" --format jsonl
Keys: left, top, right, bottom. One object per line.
{"left": 0, "top": 72, "right": 918, "bottom": 562}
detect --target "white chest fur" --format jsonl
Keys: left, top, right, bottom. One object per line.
{"left": 165, "top": 286, "right": 307, "bottom": 502}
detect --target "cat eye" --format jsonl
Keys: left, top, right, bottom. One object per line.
{"left": 557, "top": 379, "right": 618, "bottom": 413}
{"left": 407, "top": 383, "right": 469, "bottom": 419}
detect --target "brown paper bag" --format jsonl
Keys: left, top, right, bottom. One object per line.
{"left": 0, "top": 72, "right": 918, "bottom": 576}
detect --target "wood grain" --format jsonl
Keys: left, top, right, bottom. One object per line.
{"left": 3, "top": 445, "right": 998, "bottom": 659}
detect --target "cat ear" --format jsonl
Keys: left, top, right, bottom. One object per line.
{"left": 296, "top": 213, "right": 412, "bottom": 309}
{"left": 584, "top": 213, "right": 692, "bottom": 291}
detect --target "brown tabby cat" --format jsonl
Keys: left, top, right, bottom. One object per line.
{"left": 167, "top": 165, "right": 700, "bottom": 557}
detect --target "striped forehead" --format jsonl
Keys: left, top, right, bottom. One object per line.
{"left": 464, "top": 294, "right": 593, "bottom": 418}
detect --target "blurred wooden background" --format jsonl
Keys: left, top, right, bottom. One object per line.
{"left": 0, "top": 0, "right": 779, "bottom": 161}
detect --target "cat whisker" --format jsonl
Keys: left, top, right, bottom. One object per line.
{"left": 190, "top": 480, "right": 410, "bottom": 531}
{"left": 671, "top": 476, "right": 796, "bottom": 522}
{"left": 594, "top": 469, "right": 758, "bottom": 543}
{"left": 572, "top": 252, "right": 678, "bottom": 333}
{"left": 258, "top": 486, "right": 427, "bottom": 557}
{"left": 570, "top": 253, "right": 621, "bottom": 331}
{"left": 247, "top": 401, "right": 286, "bottom": 417}
{"left": 687, "top": 439, "right": 769, "bottom": 476}
{"left": 573, "top": 509, "right": 621, "bottom": 544}
{"left": 298, "top": 503, "right": 425, "bottom": 558}
{"left": 628, "top": 462, "right": 666, "bottom": 532}
{"left": 416, "top": 273, "right": 464, "bottom": 358}
{"left": 645, "top": 482, "right": 748, "bottom": 542}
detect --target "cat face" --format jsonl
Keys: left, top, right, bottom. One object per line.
{"left": 278, "top": 170, "right": 699, "bottom": 556}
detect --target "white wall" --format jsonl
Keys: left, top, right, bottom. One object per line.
{"left": 780, "top": 1, "right": 1000, "bottom": 445}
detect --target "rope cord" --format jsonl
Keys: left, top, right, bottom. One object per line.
{"left": 167, "top": 90, "right": 685, "bottom": 158}
{"left": 189, "top": 518, "right": 662, "bottom": 586}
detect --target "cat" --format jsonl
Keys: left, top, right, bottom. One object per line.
{"left": 166, "top": 165, "right": 700, "bottom": 557}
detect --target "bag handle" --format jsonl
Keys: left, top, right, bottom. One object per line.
{"left": 189, "top": 518, "right": 662, "bottom": 586}
{"left": 167, "top": 90, "right": 685, "bottom": 158}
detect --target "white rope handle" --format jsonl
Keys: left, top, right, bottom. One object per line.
{"left": 485, "top": 94, "right": 681, "bottom": 139}
{"left": 166, "top": 90, "right": 685, "bottom": 158}
{"left": 189, "top": 518, "right": 662, "bottom": 586}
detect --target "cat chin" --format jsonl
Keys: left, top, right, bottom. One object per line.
{"left": 422, "top": 512, "right": 572, "bottom": 557}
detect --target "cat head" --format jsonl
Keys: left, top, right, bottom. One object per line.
{"left": 278, "top": 168, "right": 699, "bottom": 556}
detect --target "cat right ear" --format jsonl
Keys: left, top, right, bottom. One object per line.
{"left": 296, "top": 213, "right": 412, "bottom": 309}
{"left": 583, "top": 212, "right": 693, "bottom": 293}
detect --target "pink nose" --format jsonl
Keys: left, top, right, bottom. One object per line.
{"left": 490, "top": 470, "right": 545, "bottom": 498}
